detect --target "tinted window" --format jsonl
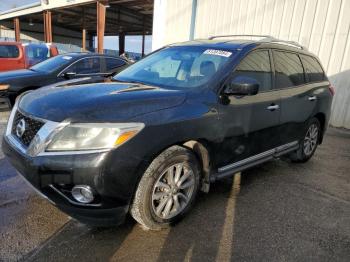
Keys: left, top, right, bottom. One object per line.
{"left": 300, "top": 55, "right": 325, "bottom": 82}
{"left": 30, "top": 55, "right": 74, "bottom": 73}
{"left": 69, "top": 57, "right": 101, "bottom": 74}
{"left": 273, "top": 51, "right": 305, "bottom": 88}
{"left": 105, "top": 58, "right": 126, "bottom": 72}
{"left": 233, "top": 50, "right": 272, "bottom": 92}
{"left": 114, "top": 46, "right": 233, "bottom": 89}
{"left": 0, "top": 45, "right": 19, "bottom": 58}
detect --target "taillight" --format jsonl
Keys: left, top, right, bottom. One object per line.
{"left": 329, "top": 85, "right": 335, "bottom": 96}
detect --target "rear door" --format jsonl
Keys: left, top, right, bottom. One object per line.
{"left": 272, "top": 50, "right": 318, "bottom": 145}
{"left": 215, "top": 49, "right": 281, "bottom": 167}
{"left": 0, "top": 44, "right": 25, "bottom": 71}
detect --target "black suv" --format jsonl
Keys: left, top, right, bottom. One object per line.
{"left": 2, "top": 36, "right": 333, "bottom": 230}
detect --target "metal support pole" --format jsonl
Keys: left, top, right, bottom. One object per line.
{"left": 43, "top": 11, "right": 52, "bottom": 43}
{"left": 82, "top": 7, "right": 86, "bottom": 51}
{"left": 119, "top": 32, "right": 125, "bottom": 55}
{"left": 14, "top": 17, "right": 20, "bottom": 42}
{"left": 88, "top": 34, "right": 94, "bottom": 51}
{"left": 97, "top": 1, "right": 106, "bottom": 54}
{"left": 189, "top": 0, "right": 197, "bottom": 40}
{"left": 141, "top": 16, "right": 145, "bottom": 57}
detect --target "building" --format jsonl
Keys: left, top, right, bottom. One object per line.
{"left": 1, "top": 0, "right": 349, "bottom": 128}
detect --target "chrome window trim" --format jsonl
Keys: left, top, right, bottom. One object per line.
{"left": 57, "top": 56, "right": 125, "bottom": 77}
{"left": 57, "top": 56, "right": 108, "bottom": 77}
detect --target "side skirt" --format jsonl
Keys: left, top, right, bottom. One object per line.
{"left": 210, "top": 141, "right": 299, "bottom": 182}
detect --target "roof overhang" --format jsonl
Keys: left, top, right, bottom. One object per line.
{"left": 0, "top": 0, "right": 153, "bottom": 36}
{"left": 0, "top": 2, "right": 42, "bottom": 20}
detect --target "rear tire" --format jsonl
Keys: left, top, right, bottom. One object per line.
{"left": 130, "top": 145, "right": 200, "bottom": 230}
{"left": 290, "top": 117, "right": 321, "bottom": 163}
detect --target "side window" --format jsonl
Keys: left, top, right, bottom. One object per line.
{"left": 233, "top": 50, "right": 272, "bottom": 92}
{"left": 300, "top": 55, "right": 325, "bottom": 82}
{"left": 68, "top": 57, "right": 101, "bottom": 74}
{"left": 105, "top": 58, "right": 126, "bottom": 72}
{"left": 273, "top": 51, "right": 305, "bottom": 88}
{"left": 0, "top": 45, "right": 19, "bottom": 58}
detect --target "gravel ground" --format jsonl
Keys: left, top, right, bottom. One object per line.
{"left": 0, "top": 114, "right": 349, "bottom": 261}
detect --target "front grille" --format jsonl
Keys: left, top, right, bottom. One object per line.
{"left": 11, "top": 110, "right": 45, "bottom": 146}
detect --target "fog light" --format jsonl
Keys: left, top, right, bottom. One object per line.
{"left": 71, "top": 185, "right": 94, "bottom": 203}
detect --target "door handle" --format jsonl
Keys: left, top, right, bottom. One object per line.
{"left": 308, "top": 96, "right": 317, "bottom": 101}
{"left": 267, "top": 104, "right": 280, "bottom": 111}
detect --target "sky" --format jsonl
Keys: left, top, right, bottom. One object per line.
{"left": 0, "top": 0, "right": 152, "bottom": 54}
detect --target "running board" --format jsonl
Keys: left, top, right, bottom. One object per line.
{"left": 210, "top": 141, "right": 299, "bottom": 182}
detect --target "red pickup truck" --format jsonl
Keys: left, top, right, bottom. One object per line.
{"left": 0, "top": 42, "right": 59, "bottom": 72}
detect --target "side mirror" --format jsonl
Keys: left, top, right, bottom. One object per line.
{"left": 224, "top": 76, "right": 259, "bottom": 96}
{"left": 64, "top": 72, "right": 76, "bottom": 79}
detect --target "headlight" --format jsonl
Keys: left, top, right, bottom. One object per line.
{"left": 46, "top": 123, "right": 144, "bottom": 152}
{"left": 0, "top": 84, "right": 9, "bottom": 91}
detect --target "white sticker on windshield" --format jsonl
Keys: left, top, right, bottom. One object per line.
{"left": 62, "top": 56, "right": 73, "bottom": 60}
{"left": 203, "top": 49, "right": 232, "bottom": 57}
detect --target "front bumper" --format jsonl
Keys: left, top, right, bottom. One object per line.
{"left": 2, "top": 135, "right": 143, "bottom": 226}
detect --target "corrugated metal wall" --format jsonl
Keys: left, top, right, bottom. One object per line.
{"left": 153, "top": 0, "right": 350, "bottom": 128}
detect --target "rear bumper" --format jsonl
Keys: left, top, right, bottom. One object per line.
{"left": 2, "top": 135, "right": 135, "bottom": 226}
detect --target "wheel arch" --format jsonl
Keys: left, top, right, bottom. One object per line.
{"left": 313, "top": 112, "right": 326, "bottom": 144}
{"left": 182, "top": 139, "right": 211, "bottom": 193}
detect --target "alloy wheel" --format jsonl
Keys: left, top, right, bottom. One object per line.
{"left": 303, "top": 123, "right": 319, "bottom": 156}
{"left": 151, "top": 163, "right": 195, "bottom": 220}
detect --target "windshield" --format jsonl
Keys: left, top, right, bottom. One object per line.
{"left": 114, "top": 46, "right": 233, "bottom": 89}
{"left": 30, "top": 55, "right": 74, "bottom": 73}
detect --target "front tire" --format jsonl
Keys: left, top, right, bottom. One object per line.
{"left": 130, "top": 145, "right": 200, "bottom": 230}
{"left": 290, "top": 117, "right": 321, "bottom": 162}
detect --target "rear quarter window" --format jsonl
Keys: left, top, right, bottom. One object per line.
{"left": 0, "top": 45, "right": 20, "bottom": 58}
{"left": 300, "top": 55, "right": 326, "bottom": 82}
{"left": 273, "top": 51, "right": 305, "bottom": 88}
{"left": 105, "top": 58, "right": 126, "bottom": 72}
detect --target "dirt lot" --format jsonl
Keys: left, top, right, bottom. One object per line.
{"left": 0, "top": 111, "right": 349, "bottom": 262}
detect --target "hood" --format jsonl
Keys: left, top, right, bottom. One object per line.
{"left": 19, "top": 82, "right": 187, "bottom": 122}
{"left": 0, "top": 69, "right": 42, "bottom": 80}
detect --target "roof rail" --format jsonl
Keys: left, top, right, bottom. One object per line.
{"left": 208, "top": 34, "right": 274, "bottom": 40}
{"left": 266, "top": 40, "right": 305, "bottom": 50}
{"left": 208, "top": 34, "right": 306, "bottom": 50}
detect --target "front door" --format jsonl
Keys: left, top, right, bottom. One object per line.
{"left": 215, "top": 49, "right": 281, "bottom": 168}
